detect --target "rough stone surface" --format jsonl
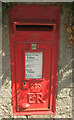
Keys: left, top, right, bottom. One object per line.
{"left": 0, "top": 4, "right": 73, "bottom": 119}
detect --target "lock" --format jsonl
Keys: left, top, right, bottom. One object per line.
{"left": 23, "top": 81, "right": 26, "bottom": 86}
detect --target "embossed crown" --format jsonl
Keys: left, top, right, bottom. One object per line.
{"left": 30, "top": 83, "right": 42, "bottom": 93}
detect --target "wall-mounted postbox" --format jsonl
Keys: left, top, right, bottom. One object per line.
{"left": 9, "top": 5, "right": 60, "bottom": 115}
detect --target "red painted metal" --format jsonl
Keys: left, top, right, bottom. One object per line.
{"left": 9, "top": 5, "right": 60, "bottom": 115}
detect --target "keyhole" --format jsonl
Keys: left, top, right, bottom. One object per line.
{"left": 23, "top": 81, "right": 26, "bottom": 86}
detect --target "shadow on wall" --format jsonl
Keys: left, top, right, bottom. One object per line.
{"left": 57, "top": 58, "right": 73, "bottom": 94}
{"left": 2, "top": 20, "right": 11, "bottom": 87}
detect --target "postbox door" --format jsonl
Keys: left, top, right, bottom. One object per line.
{"left": 15, "top": 43, "right": 51, "bottom": 111}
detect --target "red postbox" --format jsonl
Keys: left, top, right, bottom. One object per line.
{"left": 9, "top": 5, "right": 60, "bottom": 115}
